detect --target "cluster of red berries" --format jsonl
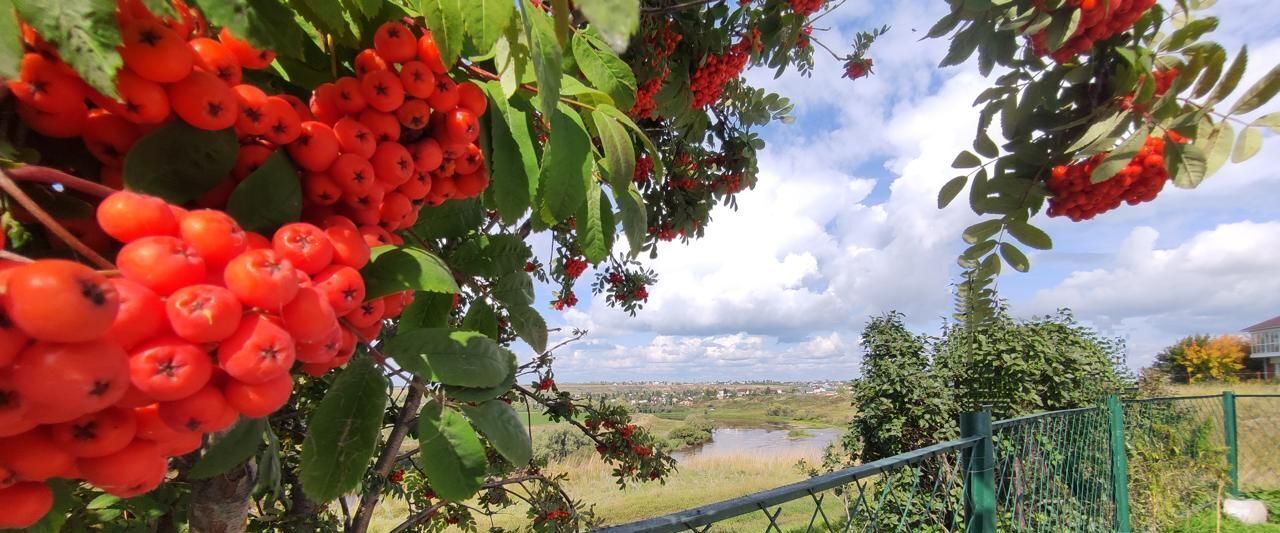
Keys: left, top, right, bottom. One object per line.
{"left": 843, "top": 57, "right": 874, "bottom": 80}
{"left": 0, "top": 186, "right": 418, "bottom": 527}
{"left": 563, "top": 258, "right": 588, "bottom": 280}
{"left": 297, "top": 21, "right": 491, "bottom": 232}
{"left": 389, "top": 469, "right": 405, "bottom": 483}
{"left": 551, "top": 291, "right": 578, "bottom": 311}
{"left": 633, "top": 154, "right": 654, "bottom": 184}
{"left": 630, "top": 20, "right": 683, "bottom": 119}
{"left": 535, "top": 377, "right": 555, "bottom": 391}
{"left": 604, "top": 270, "right": 649, "bottom": 305}
{"left": 6, "top": 0, "right": 283, "bottom": 189}
{"left": 690, "top": 29, "right": 760, "bottom": 109}
{"left": 1030, "top": 0, "right": 1157, "bottom": 63}
{"left": 1046, "top": 135, "right": 1174, "bottom": 221}
{"left": 797, "top": 25, "right": 813, "bottom": 49}
{"left": 1120, "top": 67, "right": 1179, "bottom": 111}
{"left": 788, "top": 0, "right": 825, "bottom": 17}
{"left": 538, "top": 508, "right": 572, "bottom": 523}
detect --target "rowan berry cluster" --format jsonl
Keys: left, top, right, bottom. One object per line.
{"left": 629, "top": 20, "right": 683, "bottom": 119}
{"left": 1030, "top": 0, "right": 1157, "bottom": 62}
{"left": 1119, "top": 67, "right": 1179, "bottom": 111}
{"left": 1046, "top": 135, "right": 1172, "bottom": 221}
{"left": 299, "top": 21, "right": 491, "bottom": 231}
{"left": 551, "top": 291, "right": 578, "bottom": 310}
{"left": 563, "top": 257, "right": 588, "bottom": 280}
{"left": 633, "top": 154, "right": 654, "bottom": 184}
{"left": 788, "top": 0, "right": 825, "bottom": 17}
{"left": 690, "top": 29, "right": 759, "bottom": 109}
{"left": 0, "top": 185, "right": 425, "bottom": 527}
{"left": 843, "top": 58, "right": 874, "bottom": 80}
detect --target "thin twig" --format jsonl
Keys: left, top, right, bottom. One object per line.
{"left": 641, "top": 0, "right": 717, "bottom": 13}
{"left": 349, "top": 380, "right": 425, "bottom": 533}
{"left": 0, "top": 250, "right": 33, "bottom": 263}
{"left": 0, "top": 169, "right": 115, "bottom": 269}
{"left": 6, "top": 165, "right": 116, "bottom": 198}
{"left": 465, "top": 65, "right": 598, "bottom": 111}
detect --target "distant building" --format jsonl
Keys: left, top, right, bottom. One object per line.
{"left": 1244, "top": 315, "right": 1280, "bottom": 379}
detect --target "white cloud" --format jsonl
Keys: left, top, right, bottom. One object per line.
{"left": 1030, "top": 222, "right": 1280, "bottom": 366}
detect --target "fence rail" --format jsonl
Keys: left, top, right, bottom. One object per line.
{"left": 597, "top": 393, "right": 1280, "bottom": 532}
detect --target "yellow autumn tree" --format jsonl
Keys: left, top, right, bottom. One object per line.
{"left": 1180, "top": 335, "right": 1249, "bottom": 382}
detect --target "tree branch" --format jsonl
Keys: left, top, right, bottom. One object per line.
{"left": 0, "top": 168, "right": 115, "bottom": 269}
{"left": 6, "top": 165, "right": 117, "bottom": 198}
{"left": 348, "top": 379, "right": 425, "bottom": 533}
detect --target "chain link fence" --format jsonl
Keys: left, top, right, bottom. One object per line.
{"left": 597, "top": 393, "right": 1280, "bottom": 532}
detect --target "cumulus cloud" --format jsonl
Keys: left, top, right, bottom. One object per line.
{"left": 539, "top": 0, "right": 1280, "bottom": 381}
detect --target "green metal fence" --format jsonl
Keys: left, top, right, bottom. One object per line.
{"left": 596, "top": 393, "right": 1280, "bottom": 532}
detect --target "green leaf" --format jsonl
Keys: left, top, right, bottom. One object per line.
{"left": 190, "top": 0, "right": 305, "bottom": 58}
{"left": 492, "top": 272, "right": 534, "bottom": 307}
{"left": 938, "top": 176, "right": 967, "bottom": 209}
{"left": 1252, "top": 112, "right": 1280, "bottom": 133}
{"left": 417, "top": 401, "right": 487, "bottom": 501}
{"left": 443, "top": 350, "right": 516, "bottom": 401}
{"left": 595, "top": 103, "right": 663, "bottom": 182}
{"left": 1066, "top": 111, "right": 1126, "bottom": 152}
{"left": 13, "top": 0, "right": 121, "bottom": 98}
{"left": 962, "top": 219, "right": 1002, "bottom": 245}
{"left": 288, "top": 0, "right": 354, "bottom": 44}
{"left": 348, "top": 0, "right": 381, "bottom": 19}
{"left": 1208, "top": 45, "right": 1247, "bottom": 104}
{"left": 539, "top": 105, "right": 592, "bottom": 222}
{"left": 300, "top": 357, "right": 387, "bottom": 502}
{"left": 1230, "top": 126, "right": 1262, "bottom": 163}
{"left": 480, "top": 82, "right": 538, "bottom": 224}
{"left": 398, "top": 292, "right": 454, "bottom": 333}
{"left": 1160, "top": 16, "right": 1218, "bottom": 51}
{"left": 998, "top": 242, "right": 1029, "bottom": 273}
{"left": 226, "top": 150, "right": 301, "bottom": 233}
{"left": 1194, "top": 120, "right": 1232, "bottom": 180}
{"left": 1228, "top": 63, "right": 1280, "bottom": 115}
{"left": 507, "top": 304, "right": 548, "bottom": 353}
{"left": 1189, "top": 42, "right": 1227, "bottom": 98}
{"left": 464, "top": 0, "right": 514, "bottom": 56}
{"left": 575, "top": 0, "right": 638, "bottom": 52}
{"left": 124, "top": 123, "right": 239, "bottom": 204}
{"left": 189, "top": 418, "right": 268, "bottom": 480}
{"left": 462, "top": 400, "right": 532, "bottom": 465}
{"left": 612, "top": 184, "right": 646, "bottom": 255}
{"left": 952, "top": 151, "right": 982, "bottom": 169}
{"left": 386, "top": 328, "right": 510, "bottom": 388}
{"left": 520, "top": 0, "right": 562, "bottom": 118}
{"left": 362, "top": 245, "right": 460, "bottom": 299}
{"left": 448, "top": 234, "right": 533, "bottom": 277}
{"left": 573, "top": 31, "right": 637, "bottom": 111}
{"left": 973, "top": 133, "right": 998, "bottom": 159}
{"left": 577, "top": 181, "right": 611, "bottom": 263}
{"left": 413, "top": 198, "right": 484, "bottom": 239}
{"left": 419, "top": 0, "right": 465, "bottom": 66}
{"left": 1090, "top": 126, "right": 1151, "bottom": 184}
{"left": 591, "top": 109, "right": 636, "bottom": 190}
{"left": 462, "top": 301, "right": 500, "bottom": 339}
{"left": 1169, "top": 137, "right": 1210, "bottom": 188}
{"left": 1006, "top": 220, "right": 1052, "bottom": 250}
{"left": 0, "top": 1, "right": 21, "bottom": 80}
{"left": 493, "top": 22, "right": 529, "bottom": 99}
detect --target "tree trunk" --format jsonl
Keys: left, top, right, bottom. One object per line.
{"left": 189, "top": 461, "right": 257, "bottom": 533}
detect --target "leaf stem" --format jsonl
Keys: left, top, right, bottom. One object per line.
{"left": 465, "top": 65, "right": 598, "bottom": 111}
{"left": 0, "top": 168, "right": 115, "bottom": 269}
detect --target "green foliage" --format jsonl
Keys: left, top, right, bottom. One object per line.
{"left": 416, "top": 400, "right": 488, "bottom": 501}
{"left": 1155, "top": 335, "right": 1214, "bottom": 383}
{"left": 13, "top": 0, "right": 121, "bottom": 97}
{"left": 843, "top": 312, "right": 957, "bottom": 463}
{"left": 666, "top": 416, "right": 714, "bottom": 448}
{"left": 299, "top": 357, "right": 388, "bottom": 502}
{"left": 386, "top": 328, "right": 514, "bottom": 387}
{"left": 226, "top": 150, "right": 301, "bottom": 233}
{"left": 534, "top": 426, "right": 594, "bottom": 462}
{"left": 122, "top": 123, "right": 239, "bottom": 205}
{"left": 461, "top": 400, "right": 533, "bottom": 466}
{"left": 188, "top": 418, "right": 268, "bottom": 480}
{"left": 360, "top": 245, "right": 459, "bottom": 299}
{"left": 935, "top": 308, "right": 1129, "bottom": 418}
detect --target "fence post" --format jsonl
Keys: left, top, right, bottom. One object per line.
{"left": 1223, "top": 391, "right": 1240, "bottom": 496}
{"left": 1106, "top": 395, "right": 1132, "bottom": 533}
{"left": 960, "top": 408, "right": 995, "bottom": 533}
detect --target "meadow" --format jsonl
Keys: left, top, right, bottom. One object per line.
{"left": 367, "top": 382, "right": 1280, "bottom": 532}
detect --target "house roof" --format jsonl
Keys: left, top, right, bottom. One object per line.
{"left": 1244, "top": 315, "right": 1280, "bottom": 332}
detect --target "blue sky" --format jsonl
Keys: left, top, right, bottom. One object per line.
{"left": 523, "top": 0, "right": 1280, "bottom": 382}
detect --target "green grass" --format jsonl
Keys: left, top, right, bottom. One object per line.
{"left": 645, "top": 393, "right": 853, "bottom": 429}
{"left": 1171, "top": 511, "right": 1280, "bottom": 532}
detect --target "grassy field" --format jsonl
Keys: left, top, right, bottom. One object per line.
{"left": 366, "top": 382, "right": 1280, "bottom": 531}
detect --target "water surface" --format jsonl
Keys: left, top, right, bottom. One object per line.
{"left": 670, "top": 427, "right": 841, "bottom": 461}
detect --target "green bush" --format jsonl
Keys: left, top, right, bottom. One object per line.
{"left": 533, "top": 426, "right": 595, "bottom": 463}
{"left": 666, "top": 417, "right": 715, "bottom": 448}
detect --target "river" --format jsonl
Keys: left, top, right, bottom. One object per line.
{"left": 669, "top": 427, "right": 842, "bottom": 461}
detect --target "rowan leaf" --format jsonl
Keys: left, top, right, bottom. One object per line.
{"left": 300, "top": 358, "right": 387, "bottom": 502}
